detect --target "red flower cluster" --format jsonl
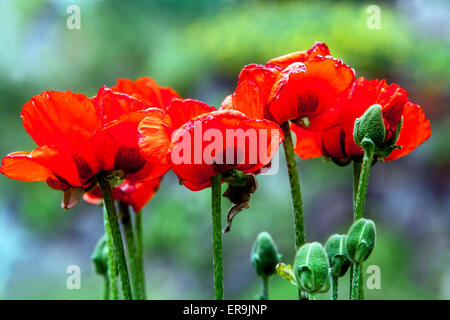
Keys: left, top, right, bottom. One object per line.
{"left": 224, "top": 42, "right": 431, "bottom": 164}
{"left": 0, "top": 42, "right": 432, "bottom": 212}
{"left": 1, "top": 77, "right": 178, "bottom": 209}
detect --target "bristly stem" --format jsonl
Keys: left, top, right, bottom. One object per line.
{"left": 331, "top": 275, "right": 338, "bottom": 300}
{"left": 135, "top": 211, "right": 146, "bottom": 299}
{"left": 351, "top": 262, "right": 361, "bottom": 300}
{"left": 350, "top": 160, "right": 362, "bottom": 299}
{"left": 98, "top": 174, "right": 133, "bottom": 300}
{"left": 281, "top": 122, "right": 306, "bottom": 300}
{"left": 103, "top": 205, "right": 118, "bottom": 300}
{"left": 354, "top": 143, "right": 374, "bottom": 221}
{"left": 261, "top": 277, "right": 269, "bottom": 300}
{"left": 119, "top": 201, "right": 141, "bottom": 300}
{"left": 281, "top": 122, "right": 306, "bottom": 249}
{"left": 211, "top": 174, "right": 224, "bottom": 300}
{"left": 351, "top": 143, "right": 375, "bottom": 300}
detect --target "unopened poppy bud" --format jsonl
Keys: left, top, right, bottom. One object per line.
{"left": 353, "top": 104, "right": 385, "bottom": 149}
{"left": 250, "top": 232, "right": 282, "bottom": 278}
{"left": 325, "top": 234, "right": 350, "bottom": 277}
{"left": 91, "top": 235, "right": 109, "bottom": 276}
{"left": 294, "top": 242, "right": 330, "bottom": 294}
{"left": 346, "top": 218, "right": 376, "bottom": 263}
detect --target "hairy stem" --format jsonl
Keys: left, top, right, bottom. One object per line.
{"left": 281, "top": 122, "right": 306, "bottom": 300}
{"left": 211, "top": 174, "right": 224, "bottom": 300}
{"left": 135, "top": 211, "right": 146, "bottom": 299}
{"left": 98, "top": 174, "right": 133, "bottom": 300}
{"left": 281, "top": 122, "right": 306, "bottom": 248}
{"left": 351, "top": 262, "right": 361, "bottom": 300}
{"left": 119, "top": 201, "right": 141, "bottom": 300}
{"left": 103, "top": 205, "right": 118, "bottom": 300}
{"left": 351, "top": 144, "right": 374, "bottom": 300}
{"left": 331, "top": 275, "right": 338, "bottom": 300}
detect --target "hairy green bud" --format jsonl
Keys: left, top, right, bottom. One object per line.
{"left": 354, "top": 104, "right": 403, "bottom": 158}
{"left": 250, "top": 232, "right": 282, "bottom": 278}
{"left": 91, "top": 235, "right": 109, "bottom": 276}
{"left": 346, "top": 218, "right": 376, "bottom": 263}
{"left": 354, "top": 104, "right": 386, "bottom": 148}
{"left": 294, "top": 242, "right": 330, "bottom": 294}
{"left": 325, "top": 234, "right": 351, "bottom": 277}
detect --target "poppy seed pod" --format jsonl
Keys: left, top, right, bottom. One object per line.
{"left": 294, "top": 242, "right": 330, "bottom": 294}
{"left": 346, "top": 218, "right": 376, "bottom": 263}
{"left": 325, "top": 234, "right": 350, "bottom": 277}
{"left": 353, "top": 104, "right": 386, "bottom": 149}
{"left": 91, "top": 235, "right": 109, "bottom": 276}
{"left": 250, "top": 232, "right": 282, "bottom": 278}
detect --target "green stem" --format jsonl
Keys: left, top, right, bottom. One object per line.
{"left": 359, "top": 263, "right": 364, "bottom": 300}
{"left": 351, "top": 143, "right": 375, "bottom": 300}
{"left": 331, "top": 275, "right": 338, "bottom": 300}
{"left": 103, "top": 205, "right": 118, "bottom": 300}
{"left": 351, "top": 262, "right": 361, "bottom": 300}
{"left": 98, "top": 174, "right": 133, "bottom": 300}
{"left": 281, "top": 122, "right": 306, "bottom": 300}
{"left": 119, "top": 201, "right": 141, "bottom": 300}
{"left": 211, "top": 174, "right": 224, "bottom": 300}
{"left": 103, "top": 275, "right": 110, "bottom": 300}
{"left": 350, "top": 160, "right": 361, "bottom": 299}
{"left": 261, "top": 277, "right": 269, "bottom": 300}
{"left": 135, "top": 211, "right": 146, "bottom": 299}
{"left": 309, "top": 293, "right": 318, "bottom": 300}
{"left": 353, "top": 161, "right": 362, "bottom": 206}
{"left": 354, "top": 144, "right": 374, "bottom": 221}
{"left": 281, "top": 122, "right": 306, "bottom": 248}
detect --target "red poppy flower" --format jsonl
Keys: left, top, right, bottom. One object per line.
{"left": 1, "top": 78, "right": 177, "bottom": 209}
{"left": 139, "top": 98, "right": 284, "bottom": 191}
{"left": 83, "top": 178, "right": 161, "bottom": 212}
{"left": 292, "top": 77, "right": 431, "bottom": 162}
{"left": 223, "top": 42, "right": 355, "bottom": 130}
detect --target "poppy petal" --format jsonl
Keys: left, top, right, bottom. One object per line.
{"left": 21, "top": 91, "right": 101, "bottom": 150}
{"left": 266, "top": 42, "right": 330, "bottom": 68}
{"left": 291, "top": 123, "right": 323, "bottom": 159}
{"left": 0, "top": 150, "right": 55, "bottom": 182}
{"left": 111, "top": 77, "right": 180, "bottom": 109}
{"left": 384, "top": 102, "right": 431, "bottom": 161}
{"left": 220, "top": 80, "right": 265, "bottom": 120}
{"left": 91, "top": 86, "right": 151, "bottom": 125}
{"left": 237, "top": 64, "right": 281, "bottom": 102}
{"left": 167, "top": 98, "right": 216, "bottom": 130}
{"left": 138, "top": 111, "right": 172, "bottom": 180}
{"left": 1, "top": 146, "right": 84, "bottom": 187}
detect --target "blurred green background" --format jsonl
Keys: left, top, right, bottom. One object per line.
{"left": 0, "top": 0, "right": 449, "bottom": 299}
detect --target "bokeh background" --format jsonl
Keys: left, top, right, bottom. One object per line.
{"left": 0, "top": 0, "right": 448, "bottom": 299}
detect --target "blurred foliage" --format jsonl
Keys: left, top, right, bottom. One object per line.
{"left": 0, "top": 0, "right": 448, "bottom": 299}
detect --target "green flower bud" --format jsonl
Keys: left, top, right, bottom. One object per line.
{"left": 346, "top": 218, "right": 376, "bottom": 263}
{"left": 354, "top": 104, "right": 386, "bottom": 149}
{"left": 294, "top": 242, "right": 330, "bottom": 294}
{"left": 250, "top": 232, "right": 282, "bottom": 278}
{"left": 91, "top": 235, "right": 109, "bottom": 276}
{"left": 325, "top": 234, "right": 350, "bottom": 277}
